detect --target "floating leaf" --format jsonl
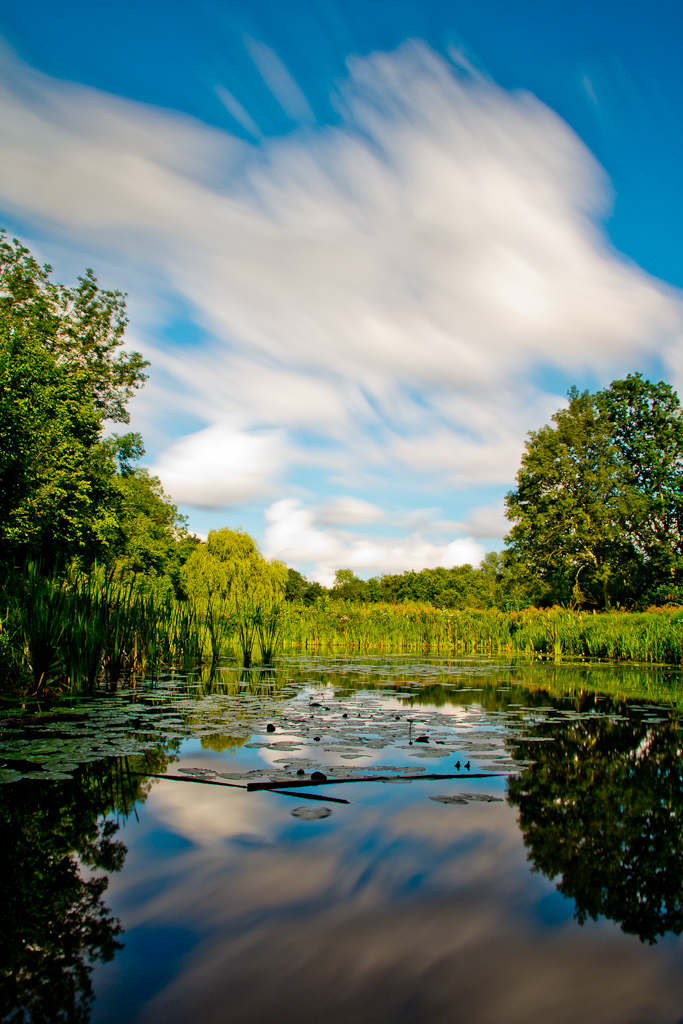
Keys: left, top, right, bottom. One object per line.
{"left": 291, "top": 806, "right": 332, "bottom": 820}
{"left": 430, "top": 795, "right": 468, "bottom": 804}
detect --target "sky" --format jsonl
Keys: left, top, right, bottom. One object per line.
{"left": 0, "top": 0, "right": 681, "bottom": 584}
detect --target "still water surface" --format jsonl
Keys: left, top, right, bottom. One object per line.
{"left": 3, "top": 656, "right": 683, "bottom": 1024}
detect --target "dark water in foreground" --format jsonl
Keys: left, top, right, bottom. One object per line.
{"left": 3, "top": 656, "right": 683, "bottom": 1024}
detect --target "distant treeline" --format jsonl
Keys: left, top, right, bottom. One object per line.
{"left": 285, "top": 555, "right": 529, "bottom": 610}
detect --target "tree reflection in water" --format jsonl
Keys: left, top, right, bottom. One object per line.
{"left": 0, "top": 754, "right": 167, "bottom": 1023}
{"left": 508, "top": 705, "right": 683, "bottom": 944}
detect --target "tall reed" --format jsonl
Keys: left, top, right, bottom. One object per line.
{"left": 278, "top": 601, "right": 683, "bottom": 665}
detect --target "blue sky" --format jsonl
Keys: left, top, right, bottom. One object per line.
{"left": 0, "top": 0, "right": 681, "bottom": 582}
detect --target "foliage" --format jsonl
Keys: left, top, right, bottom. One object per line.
{"left": 0, "top": 232, "right": 147, "bottom": 424}
{"left": 184, "top": 529, "right": 286, "bottom": 604}
{"left": 380, "top": 563, "right": 496, "bottom": 608}
{"left": 508, "top": 711, "right": 683, "bottom": 943}
{"left": 505, "top": 374, "right": 683, "bottom": 609}
{"left": 0, "top": 315, "right": 121, "bottom": 563}
{"left": 284, "top": 568, "right": 325, "bottom": 604}
{"left": 321, "top": 560, "right": 533, "bottom": 609}
{"left": 112, "top": 468, "right": 198, "bottom": 587}
{"left": 0, "top": 232, "right": 200, "bottom": 590}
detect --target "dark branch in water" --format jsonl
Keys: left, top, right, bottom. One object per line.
{"left": 246, "top": 772, "right": 507, "bottom": 791}
{"left": 129, "top": 772, "right": 246, "bottom": 788}
{"left": 270, "top": 790, "right": 350, "bottom": 803}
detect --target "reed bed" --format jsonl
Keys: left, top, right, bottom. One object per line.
{"left": 279, "top": 602, "right": 683, "bottom": 665}
{"left": 4, "top": 562, "right": 683, "bottom": 695}
{"left": 0, "top": 563, "right": 285, "bottom": 692}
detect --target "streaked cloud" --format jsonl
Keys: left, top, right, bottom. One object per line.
{"left": 244, "top": 37, "right": 315, "bottom": 124}
{"left": 215, "top": 85, "right": 261, "bottom": 138}
{"left": 315, "top": 497, "right": 386, "bottom": 525}
{"left": 0, "top": 38, "right": 681, "bottom": 572}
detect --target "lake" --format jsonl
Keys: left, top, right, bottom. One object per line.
{"left": 2, "top": 655, "right": 683, "bottom": 1024}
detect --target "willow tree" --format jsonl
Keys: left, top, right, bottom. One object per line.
{"left": 183, "top": 528, "right": 287, "bottom": 605}
{"left": 505, "top": 375, "right": 683, "bottom": 608}
{"left": 184, "top": 529, "right": 287, "bottom": 664}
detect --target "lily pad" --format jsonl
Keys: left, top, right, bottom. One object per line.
{"left": 291, "top": 806, "right": 332, "bottom": 820}
{"left": 430, "top": 795, "right": 468, "bottom": 804}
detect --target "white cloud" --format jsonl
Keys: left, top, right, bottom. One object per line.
{"left": 151, "top": 424, "right": 286, "bottom": 507}
{"left": 0, "top": 38, "right": 681, "bottom": 528}
{"left": 263, "top": 499, "right": 484, "bottom": 585}
{"left": 215, "top": 85, "right": 261, "bottom": 138}
{"left": 244, "top": 37, "right": 315, "bottom": 124}
{"left": 315, "top": 496, "right": 386, "bottom": 525}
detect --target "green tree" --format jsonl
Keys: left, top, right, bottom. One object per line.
{"left": 379, "top": 564, "right": 500, "bottom": 608}
{"left": 0, "top": 234, "right": 149, "bottom": 566}
{"left": 184, "top": 528, "right": 287, "bottom": 606}
{"left": 284, "top": 568, "right": 326, "bottom": 604}
{"left": 330, "top": 569, "right": 376, "bottom": 602}
{"left": 0, "top": 232, "right": 147, "bottom": 423}
{"left": 113, "top": 467, "right": 198, "bottom": 589}
{"left": 0, "top": 317, "right": 120, "bottom": 563}
{"left": 505, "top": 375, "right": 683, "bottom": 608}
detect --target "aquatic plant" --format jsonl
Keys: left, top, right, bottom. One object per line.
{"left": 278, "top": 601, "right": 683, "bottom": 665}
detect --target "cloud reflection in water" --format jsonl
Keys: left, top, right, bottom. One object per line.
{"left": 94, "top": 778, "right": 683, "bottom": 1024}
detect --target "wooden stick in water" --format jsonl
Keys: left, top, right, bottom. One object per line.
{"left": 247, "top": 772, "right": 507, "bottom": 791}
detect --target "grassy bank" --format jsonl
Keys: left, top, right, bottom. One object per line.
{"left": 279, "top": 602, "right": 683, "bottom": 664}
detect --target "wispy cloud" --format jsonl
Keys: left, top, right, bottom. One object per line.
{"left": 0, "top": 39, "right": 681, "bottom": 572}
{"left": 244, "top": 37, "right": 315, "bottom": 124}
{"left": 215, "top": 85, "right": 261, "bottom": 138}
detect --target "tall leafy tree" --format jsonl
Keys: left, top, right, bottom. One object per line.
{"left": 184, "top": 528, "right": 287, "bottom": 606}
{"left": 0, "top": 316, "right": 120, "bottom": 562}
{"left": 505, "top": 375, "right": 683, "bottom": 608}
{"left": 0, "top": 232, "right": 147, "bottom": 423}
{"left": 0, "top": 234, "right": 149, "bottom": 565}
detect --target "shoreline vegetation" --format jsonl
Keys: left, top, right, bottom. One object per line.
{"left": 2, "top": 235, "right": 683, "bottom": 695}
{"left": 2, "top": 561, "right": 682, "bottom": 698}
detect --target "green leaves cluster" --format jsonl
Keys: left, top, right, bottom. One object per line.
{"left": 0, "top": 232, "right": 192, "bottom": 576}
{"left": 184, "top": 528, "right": 287, "bottom": 607}
{"left": 291, "top": 558, "right": 529, "bottom": 610}
{"left": 0, "top": 232, "right": 146, "bottom": 423}
{"left": 505, "top": 374, "right": 683, "bottom": 608}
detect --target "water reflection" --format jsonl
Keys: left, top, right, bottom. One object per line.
{"left": 508, "top": 705, "right": 683, "bottom": 943}
{"left": 94, "top": 776, "right": 683, "bottom": 1024}
{"left": 5, "top": 658, "right": 683, "bottom": 1023}
{"left": 0, "top": 754, "right": 168, "bottom": 1023}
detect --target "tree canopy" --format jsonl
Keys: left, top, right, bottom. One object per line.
{"left": 505, "top": 374, "right": 683, "bottom": 608}
{"left": 0, "top": 233, "right": 191, "bottom": 576}
{"left": 0, "top": 232, "right": 147, "bottom": 423}
{"left": 183, "top": 528, "right": 287, "bottom": 607}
